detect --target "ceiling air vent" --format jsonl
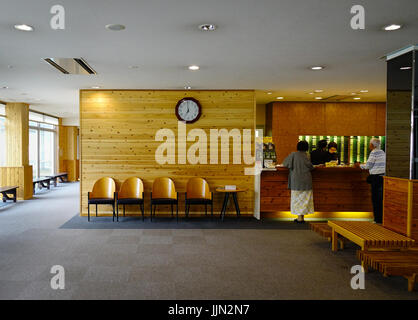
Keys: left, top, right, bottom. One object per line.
{"left": 44, "top": 58, "right": 96, "bottom": 75}
{"left": 322, "top": 95, "right": 353, "bottom": 101}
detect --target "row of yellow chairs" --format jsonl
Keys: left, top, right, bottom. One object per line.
{"left": 87, "top": 177, "right": 213, "bottom": 222}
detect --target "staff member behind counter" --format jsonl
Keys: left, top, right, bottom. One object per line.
{"left": 327, "top": 141, "right": 341, "bottom": 164}
{"left": 310, "top": 140, "right": 328, "bottom": 165}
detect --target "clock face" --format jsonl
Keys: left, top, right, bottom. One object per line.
{"left": 175, "top": 98, "right": 202, "bottom": 123}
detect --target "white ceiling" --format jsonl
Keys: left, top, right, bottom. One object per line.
{"left": 0, "top": 0, "right": 417, "bottom": 119}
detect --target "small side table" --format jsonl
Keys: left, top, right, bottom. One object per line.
{"left": 215, "top": 187, "right": 247, "bottom": 221}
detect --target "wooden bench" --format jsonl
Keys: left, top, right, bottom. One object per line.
{"left": 328, "top": 221, "right": 415, "bottom": 252}
{"left": 48, "top": 172, "right": 68, "bottom": 187}
{"left": 357, "top": 250, "right": 418, "bottom": 291}
{"left": 33, "top": 177, "right": 51, "bottom": 194}
{"left": 310, "top": 222, "right": 346, "bottom": 249}
{"left": 0, "top": 186, "right": 18, "bottom": 203}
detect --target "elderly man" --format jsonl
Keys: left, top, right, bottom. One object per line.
{"left": 355, "top": 138, "right": 386, "bottom": 223}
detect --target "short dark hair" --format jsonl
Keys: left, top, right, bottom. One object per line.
{"left": 297, "top": 141, "right": 309, "bottom": 152}
{"left": 317, "top": 140, "right": 328, "bottom": 149}
{"left": 328, "top": 142, "right": 337, "bottom": 150}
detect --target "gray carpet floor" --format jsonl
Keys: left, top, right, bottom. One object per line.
{"left": 0, "top": 182, "right": 417, "bottom": 300}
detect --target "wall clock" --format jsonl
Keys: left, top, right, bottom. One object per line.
{"left": 175, "top": 97, "right": 202, "bottom": 124}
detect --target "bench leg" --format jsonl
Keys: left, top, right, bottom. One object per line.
{"left": 331, "top": 229, "right": 338, "bottom": 252}
{"left": 407, "top": 274, "right": 417, "bottom": 292}
{"left": 339, "top": 238, "right": 344, "bottom": 250}
{"left": 361, "top": 261, "right": 369, "bottom": 273}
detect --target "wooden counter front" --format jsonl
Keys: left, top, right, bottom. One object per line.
{"left": 261, "top": 167, "right": 372, "bottom": 213}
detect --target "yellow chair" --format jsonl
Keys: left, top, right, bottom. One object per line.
{"left": 185, "top": 177, "right": 213, "bottom": 219}
{"left": 87, "top": 177, "right": 116, "bottom": 222}
{"left": 116, "top": 177, "right": 144, "bottom": 221}
{"left": 150, "top": 178, "right": 179, "bottom": 221}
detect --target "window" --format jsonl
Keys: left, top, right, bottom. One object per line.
{"left": 0, "top": 104, "right": 5, "bottom": 166}
{"left": 29, "top": 111, "right": 58, "bottom": 178}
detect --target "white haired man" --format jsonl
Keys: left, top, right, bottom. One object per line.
{"left": 355, "top": 138, "right": 386, "bottom": 223}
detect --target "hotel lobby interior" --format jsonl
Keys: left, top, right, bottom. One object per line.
{"left": 1, "top": 0, "right": 418, "bottom": 303}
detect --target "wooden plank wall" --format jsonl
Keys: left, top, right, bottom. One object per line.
{"left": 5, "top": 103, "right": 29, "bottom": 166}
{"left": 59, "top": 124, "right": 79, "bottom": 181}
{"left": 0, "top": 166, "right": 33, "bottom": 199}
{"left": 386, "top": 91, "right": 412, "bottom": 178}
{"left": 80, "top": 90, "right": 256, "bottom": 217}
{"left": 266, "top": 102, "right": 386, "bottom": 163}
{"left": 1, "top": 103, "right": 33, "bottom": 199}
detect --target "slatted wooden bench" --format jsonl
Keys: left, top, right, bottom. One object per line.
{"left": 357, "top": 250, "right": 418, "bottom": 291}
{"left": 48, "top": 172, "right": 68, "bottom": 187}
{"left": 310, "top": 222, "right": 346, "bottom": 249}
{"left": 328, "top": 221, "right": 415, "bottom": 252}
{"left": 33, "top": 177, "right": 51, "bottom": 194}
{"left": 0, "top": 186, "right": 18, "bottom": 203}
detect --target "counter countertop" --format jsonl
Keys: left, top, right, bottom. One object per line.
{"left": 264, "top": 166, "right": 364, "bottom": 173}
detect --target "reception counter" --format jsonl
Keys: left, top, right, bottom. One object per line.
{"left": 260, "top": 166, "right": 373, "bottom": 219}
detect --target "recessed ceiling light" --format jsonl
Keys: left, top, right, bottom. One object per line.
{"left": 276, "top": 97, "right": 284, "bottom": 100}
{"left": 359, "top": 90, "right": 368, "bottom": 93}
{"left": 1, "top": 86, "right": 9, "bottom": 89}
{"left": 310, "top": 66, "right": 324, "bottom": 70}
{"left": 308, "top": 92, "right": 314, "bottom": 95}
{"left": 91, "top": 86, "right": 100, "bottom": 89}
{"left": 184, "top": 86, "right": 192, "bottom": 90}
{"left": 314, "top": 89, "right": 323, "bottom": 93}
{"left": 383, "top": 24, "right": 402, "bottom": 31}
{"left": 105, "top": 24, "right": 126, "bottom": 31}
{"left": 400, "top": 66, "right": 412, "bottom": 70}
{"left": 199, "top": 24, "right": 217, "bottom": 31}
{"left": 353, "top": 97, "right": 361, "bottom": 100}
{"left": 350, "top": 92, "right": 357, "bottom": 95}
{"left": 188, "top": 65, "right": 200, "bottom": 71}
{"left": 14, "top": 24, "right": 34, "bottom": 31}
{"left": 315, "top": 97, "right": 323, "bottom": 100}
{"left": 267, "top": 92, "right": 272, "bottom": 95}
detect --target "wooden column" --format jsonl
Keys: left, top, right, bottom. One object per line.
{"left": 58, "top": 122, "right": 79, "bottom": 182}
{"left": 1, "top": 103, "right": 33, "bottom": 199}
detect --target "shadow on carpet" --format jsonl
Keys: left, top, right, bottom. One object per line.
{"left": 60, "top": 214, "right": 310, "bottom": 230}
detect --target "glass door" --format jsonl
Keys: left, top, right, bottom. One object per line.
{"left": 29, "top": 128, "right": 39, "bottom": 178}
{"left": 39, "top": 130, "right": 55, "bottom": 177}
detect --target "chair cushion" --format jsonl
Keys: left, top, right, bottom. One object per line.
{"left": 186, "top": 198, "right": 212, "bottom": 205}
{"left": 117, "top": 198, "right": 144, "bottom": 205}
{"left": 151, "top": 198, "right": 178, "bottom": 205}
{"left": 88, "top": 198, "right": 114, "bottom": 205}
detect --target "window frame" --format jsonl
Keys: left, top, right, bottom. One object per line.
{"left": 29, "top": 111, "right": 59, "bottom": 178}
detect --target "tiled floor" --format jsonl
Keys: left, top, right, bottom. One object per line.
{"left": 0, "top": 182, "right": 417, "bottom": 299}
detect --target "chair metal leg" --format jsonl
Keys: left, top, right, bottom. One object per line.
{"left": 112, "top": 204, "right": 115, "bottom": 222}
{"left": 117, "top": 204, "right": 119, "bottom": 221}
{"left": 88, "top": 203, "right": 90, "bottom": 222}
{"left": 141, "top": 203, "right": 144, "bottom": 221}
{"left": 176, "top": 202, "right": 178, "bottom": 222}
